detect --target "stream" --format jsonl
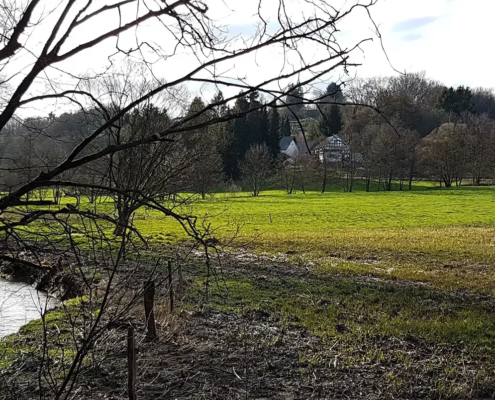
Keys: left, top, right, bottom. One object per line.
{"left": 0, "top": 278, "right": 59, "bottom": 338}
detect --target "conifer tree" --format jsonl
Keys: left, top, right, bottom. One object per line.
{"left": 318, "top": 105, "right": 343, "bottom": 137}
{"left": 222, "top": 94, "right": 250, "bottom": 180}
{"left": 266, "top": 107, "right": 281, "bottom": 159}
{"left": 280, "top": 116, "right": 291, "bottom": 137}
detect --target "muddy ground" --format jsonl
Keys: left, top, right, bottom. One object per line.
{"left": 2, "top": 252, "right": 495, "bottom": 399}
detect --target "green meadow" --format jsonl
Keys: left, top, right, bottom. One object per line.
{"left": 131, "top": 184, "right": 495, "bottom": 290}
{"left": 177, "top": 184, "right": 495, "bottom": 396}
{"left": 6, "top": 182, "right": 495, "bottom": 397}
{"left": 18, "top": 181, "right": 495, "bottom": 295}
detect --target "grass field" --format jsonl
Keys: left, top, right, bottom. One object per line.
{"left": 174, "top": 184, "right": 495, "bottom": 397}
{"left": 5, "top": 182, "right": 495, "bottom": 397}
{"left": 130, "top": 184, "right": 495, "bottom": 292}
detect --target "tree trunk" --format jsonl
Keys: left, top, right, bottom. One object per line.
{"left": 289, "top": 171, "right": 295, "bottom": 194}
{"left": 348, "top": 171, "right": 354, "bottom": 193}
{"left": 321, "top": 168, "right": 327, "bottom": 194}
{"left": 114, "top": 200, "right": 132, "bottom": 236}
{"left": 89, "top": 187, "right": 96, "bottom": 204}
{"left": 285, "top": 173, "right": 293, "bottom": 195}
{"left": 377, "top": 169, "right": 381, "bottom": 192}
{"left": 408, "top": 158, "right": 415, "bottom": 191}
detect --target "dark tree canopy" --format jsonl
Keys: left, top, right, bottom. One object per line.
{"left": 325, "top": 82, "right": 345, "bottom": 102}
{"left": 285, "top": 84, "right": 305, "bottom": 115}
{"left": 267, "top": 107, "right": 281, "bottom": 159}
{"left": 318, "top": 105, "right": 343, "bottom": 137}
{"left": 280, "top": 116, "right": 291, "bottom": 137}
{"left": 438, "top": 86, "right": 474, "bottom": 118}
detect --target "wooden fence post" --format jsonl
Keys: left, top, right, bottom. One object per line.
{"left": 127, "top": 327, "right": 137, "bottom": 400}
{"left": 178, "top": 262, "right": 183, "bottom": 286}
{"left": 144, "top": 280, "right": 158, "bottom": 340}
{"left": 168, "top": 260, "right": 174, "bottom": 313}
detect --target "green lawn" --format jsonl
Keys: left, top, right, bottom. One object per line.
{"left": 139, "top": 184, "right": 495, "bottom": 233}
{"left": 178, "top": 184, "right": 495, "bottom": 397}
{"left": 12, "top": 183, "right": 495, "bottom": 290}
{"left": 5, "top": 183, "right": 495, "bottom": 397}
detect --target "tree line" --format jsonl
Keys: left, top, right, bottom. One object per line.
{"left": 3, "top": 72, "right": 495, "bottom": 199}
{"left": 273, "top": 73, "right": 495, "bottom": 193}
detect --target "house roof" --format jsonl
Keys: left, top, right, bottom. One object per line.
{"left": 297, "top": 140, "right": 316, "bottom": 154}
{"left": 279, "top": 136, "right": 295, "bottom": 151}
{"left": 313, "top": 135, "right": 347, "bottom": 150}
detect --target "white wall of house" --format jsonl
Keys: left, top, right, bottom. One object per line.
{"left": 282, "top": 140, "right": 299, "bottom": 158}
{"left": 316, "top": 135, "right": 348, "bottom": 163}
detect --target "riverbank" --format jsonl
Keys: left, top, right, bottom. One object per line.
{"left": 3, "top": 186, "right": 495, "bottom": 398}
{"left": 2, "top": 249, "right": 495, "bottom": 399}
{"left": 0, "top": 253, "right": 85, "bottom": 338}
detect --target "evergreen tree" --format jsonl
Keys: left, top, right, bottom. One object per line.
{"left": 246, "top": 91, "right": 262, "bottom": 144}
{"left": 266, "top": 107, "right": 281, "bottom": 159}
{"left": 184, "top": 97, "right": 211, "bottom": 138}
{"left": 324, "top": 82, "right": 345, "bottom": 102}
{"left": 222, "top": 91, "right": 284, "bottom": 179}
{"left": 269, "top": 106, "right": 280, "bottom": 138}
{"left": 222, "top": 94, "right": 250, "bottom": 180}
{"left": 318, "top": 105, "right": 343, "bottom": 137}
{"left": 329, "top": 105, "right": 343, "bottom": 136}
{"left": 221, "top": 119, "right": 238, "bottom": 179}
{"left": 259, "top": 106, "right": 270, "bottom": 143}
{"left": 285, "top": 83, "right": 305, "bottom": 116}
{"left": 438, "top": 86, "right": 474, "bottom": 119}
{"left": 211, "top": 90, "right": 228, "bottom": 118}
{"left": 280, "top": 116, "right": 291, "bottom": 137}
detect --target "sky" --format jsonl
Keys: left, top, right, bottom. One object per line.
{"left": 196, "top": 0, "right": 495, "bottom": 90}
{"left": 348, "top": 0, "right": 495, "bottom": 88}
{"left": 5, "top": 0, "right": 495, "bottom": 117}
{"left": 220, "top": 0, "right": 495, "bottom": 89}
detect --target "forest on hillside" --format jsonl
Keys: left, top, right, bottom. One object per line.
{"left": 2, "top": 72, "right": 495, "bottom": 198}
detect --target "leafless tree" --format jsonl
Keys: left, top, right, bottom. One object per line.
{"left": 0, "top": 0, "right": 381, "bottom": 397}
{"left": 240, "top": 143, "right": 272, "bottom": 197}
{"left": 419, "top": 123, "right": 468, "bottom": 187}
{"left": 297, "top": 154, "right": 318, "bottom": 194}
{"left": 353, "top": 121, "right": 380, "bottom": 192}
{"left": 345, "top": 73, "right": 444, "bottom": 137}
{"left": 279, "top": 155, "right": 297, "bottom": 195}
{"left": 466, "top": 113, "right": 495, "bottom": 185}
{"left": 183, "top": 97, "right": 227, "bottom": 200}
{"left": 315, "top": 149, "right": 332, "bottom": 194}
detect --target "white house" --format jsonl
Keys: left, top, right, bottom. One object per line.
{"left": 313, "top": 135, "right": 363, "bottom": 164}
{"left": 279, "top": 136, "right": 298, "bottom": 158}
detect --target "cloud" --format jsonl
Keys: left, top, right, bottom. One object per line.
{"left": 223, "top": 24, "right": 256, "bottom": 38}
{"left": 401, "top": 33, "right": 422, "bottom": 42}
{"left": 393, "top": 16, "right": 438, "bottom": 32}
{"left": 221, "top": 21, "right": 280, "bottom": 39}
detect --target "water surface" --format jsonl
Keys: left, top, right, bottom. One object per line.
{"left": 0, "top": 278, "right": 59, "bottom": 337}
